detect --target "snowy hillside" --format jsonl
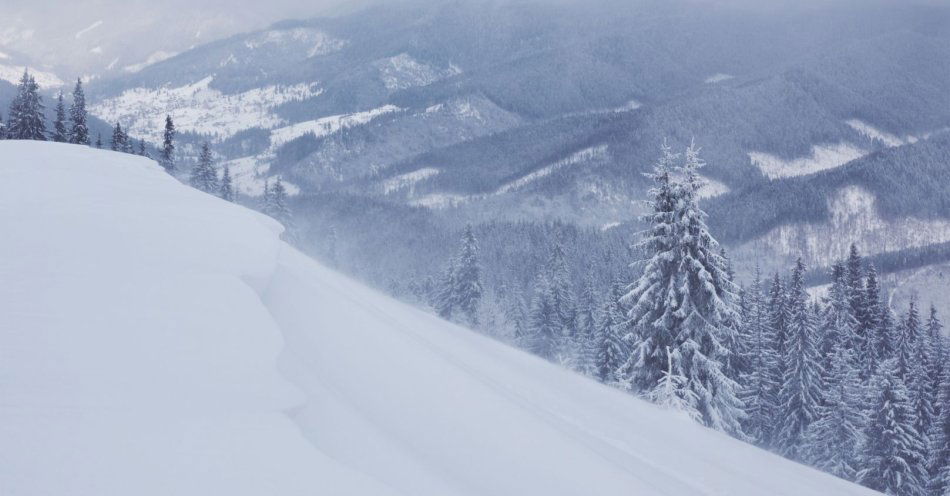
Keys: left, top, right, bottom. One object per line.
{"left": 0, "top": 141, "right": 880, "bottom": 495}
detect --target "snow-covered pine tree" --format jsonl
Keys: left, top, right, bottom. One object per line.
{"left": 159, "top": 115, "right": 176, "bottom": 173}
{"left": 52, "top": 93, "right": 68, "bottom": 143}
{"left": 270, "top": 177, "right": 293, "bottom": 228}
{"left": 859, "top": 358, "right": 929, "bottom": 496}
{"left": 110, "top": 122, "right": 124, "bottom": 151}
{"left": 645, "top": 346, "right": 701, "bottom": 422}
{"left": 452, "top": 225, "right": 482, "bottom": 328}
{"left": 546, "top": 242, "right": 577, "bottom": 365}
{"left": 503, "top": 285, "right": 528, "bottom": 346}
{"left": 619, "top": 140, "right": 744, "bottom": 435}
{"left": 591, "top": 280, "right": 628, "bottom": 384}
{"left": 928, "top": 305, "right": 946, "bottom": 419}
{"left": 804, "top": 345, "right": 864, "bottom": 481}
{"left": 219, "top": 164, "right": 234, "bottom": 201}
{"left": 861, "top": 264, "right": 885, "bottom": 379}
{"left": 776, "top": 258, "right": 823, "bottom": 460}
{"left": 930, "top": 332, "right": 950, "bottom": 496}
{"left": 526, "top": 272, "right": 558, "bottom": 360}
{"left": 575, "top": 277, "right": 598, "bottom": 374}
{"left": 6, "top": 70, "right": 47, "bottom": 140}
{"left": 0, "top": 111, "right": 4, "bottom": 138}
{"left": 899, "top": 301, "right": 938, "bottom": 470}
{"left": 68, "top": 78, "right": 89, "bottom": 145}
{"left": 817, "top": 262, "right": 859, "bottom": 390}
{"left": 846, "top": 244, "right": 864, "bottom": 321}
{"left": 435, "top": 259, "right": 457, "bottom": 320}
{"left": 739, "top": 266, "right": 781, "bottom": 447}
{"left": 768, "top": 273, "right": 790, "bottom": 359}
{"left": 190, "top": 142, "right": 218, "bottom": 193}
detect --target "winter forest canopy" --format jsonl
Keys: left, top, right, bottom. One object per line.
{"left": 2, "top": 1, "right": 950, "bottom": 494}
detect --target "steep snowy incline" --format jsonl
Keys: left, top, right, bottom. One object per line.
{"left": 0, "top": 141, "right": 879, "bottom": 495}
{"left": 0, "top": 141, "right": 395, "bottom": 496}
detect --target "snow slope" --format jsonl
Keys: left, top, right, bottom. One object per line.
{"left": 0, "top": 141, "right": 880, "bottom": 495}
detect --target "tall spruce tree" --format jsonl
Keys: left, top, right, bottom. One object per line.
{"left": 110, "top": 122, "right": 127, "bottom": 151}
{"left": 739, "top": 266, "right": 781, "bottom": 447}
{"left": 68, "top": 78, "right": 89, "bottom": 145}
{"left": 591, "top": 280, "right": 628, "bottom": 384}
{"left": 219, "top": 164, "right": 234, "bottom": 201}
{"left": 52, "top": 93, "right": 68, "bottom": 142}
{"left": 452, "top": 225, "right": 483, "bottom": 328}
{"left": 526, "top": 273, "right": 559, "bottom": 360}
{"left": 776, "top": 258, "right": 823, "bottom": 460}
{"left": 190, "top": 142, "right": 218, "bottom": 193}
{"left": 95, "top": 133, "right": 102, "bottom": 149}
{"left": 159, "top": 115, "right": 176, "bottom": 173}
{"left": 804, "top": 345, "right": 864, "bottom": 481}
{"left": 547, "top": 242, "right": 577, "bottom": 365}
{"left": 576, "top": 277, "right": 599, "bottom": 374}
{"left": 7, "top": 70, "right": 47, "bottom": 140}
{"left": 619, "top": 141, "right": 744, "bottom": 434}
{"left": 859, "top": 358, "right": 929, "bottom": 496}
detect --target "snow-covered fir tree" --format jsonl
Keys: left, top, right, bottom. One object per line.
{"left": 804, "top": 345, "right": 864, "bottom": 481}
{"left": 619, "top": 141, "right": 743, "bottom": 435}
{"left": 739, "top": 266, "right": 781, "bottom": 447}
{"left": 776, "top": 258, "right": 822, "bottom": 460}
{"left": 452, "top": 225, "right": 482, "bottom": 328}
{"left": 190, "top": 142, "right": 218, "bottom": 193}
{"left": 930, "top": 332, "right": 950, "bottom": 496}
{"left": 590, "top": 280, "right": 627, "bottom": 384}
{"left": 859, "top": 358, "right": 929, "bottom": 496}
{"left": 546, "top": 242, "right": 577, "bottom": 367}
{"left": 110, "top": 122, "right": 128, "bottom": 152}
{"left": 95, "top": 133, "right": 102, "bottom": 149}
{"left": 575, "top": 277, "right": 599, "bottom": 375}
{"left": 526, "top": 273, "right": 559, "bottom": 360}
{"left": 6, "top": 70, "right": 47, "bottom": 141}
{"left": 159, "top": 115, "right": 176, "bottom": 173}
{"left": 219, "top": 164, "right": 234, "bottom": 201}
{"left": 68, "top": 78, "right": 89, "bottom": 145}
{"left": 861, "top": 264, "right": 885, "bottom": 379}
{"left": 52, "top": 93, "right": 68, "bottom": 143}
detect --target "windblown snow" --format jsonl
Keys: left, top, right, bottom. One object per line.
{"left": 749, "top": 143, "right": 866, "bottom": 179}
{"left": 0, "top": 141, "right": 879, "bottom": 495}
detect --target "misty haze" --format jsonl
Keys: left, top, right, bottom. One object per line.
{"left": 1, "top": 1, "right": 948, "bottom": 495}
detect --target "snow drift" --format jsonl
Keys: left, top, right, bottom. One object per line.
{"left": 0, "top": 141, "right": 879, "bottom": 495}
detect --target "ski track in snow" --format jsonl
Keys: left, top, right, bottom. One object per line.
{"left": 0, "top": 141, "right": 880, "bottom": 496}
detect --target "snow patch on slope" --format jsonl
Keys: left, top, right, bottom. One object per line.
{"left": 268, "top": 105, "right": 401, "bottom": 149}
{"left": 90, "top": 76, "right": 322, "bottom": 142}
{"left": 705, "top": 73, "right": 733, "bottom": 83}
{"left": 756, "top": 185, "right": 950, "bottom": 265}
{"left": 845, "top": 119, "right": 909, "bottom": 147}
{"left": 749, "top": 143, "right": 866, "bottom": 179}
{"left": 496, "top": 144, "right": 609, "bottom": 195}
{"left": 244, "top": 28, "right": 345, "bottom": 58}
{"left": 75, "top": 20, "right": 103, "bottom": 40}
{"left": 373, "top": 53, "right": 461, "bottom": 91}
{"left": 383, "top": 167, "right": 440, "bottom": 194}
{"left": 123, "top": 50, "right": 177, "bottom": 73}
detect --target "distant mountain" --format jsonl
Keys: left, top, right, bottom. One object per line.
{"left": 68, "top": 0, "right": 950, "bottom": 302}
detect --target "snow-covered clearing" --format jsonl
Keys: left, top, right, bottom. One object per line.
{"left": 755, "top": 185, "right": 950, "bottom": 266}
{"left": 123, "top": 50, "right": 177, "bottom": 73}
{"left": 383, "top": 167, "right": 440, "bottom": 194}
{"left": 268, "top": 104, "right": 401, "bottom": 149}
{"left": 75, "top": 20, "right": 103, "bottom": 40}
{"left": 495, "top": 144, "right": 609, "bottom": 195}
{"left": 704, "top": 73, "right": 733, "bottom": 83}
{"left": 90, "top": 76, "right": 323, "bottom": 142}
{"left": 373, "top": 53, "right": 461, "bottom": 91}
{"left": 845, "top": 119, "right": 911, "bottom": 147}
{"left": 749, "top": 143, "right": 866, "bottom": 179}
{"left": 243, "top": 28, "right": 345, "bottom": 58}
{"left": 0, "top": 141, "right": 879, "bottom": 495}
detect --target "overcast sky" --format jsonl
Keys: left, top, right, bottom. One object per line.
{"left": 0, "top": 0, "right": 359, "bottom": 76}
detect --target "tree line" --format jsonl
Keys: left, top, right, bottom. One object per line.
{"left": 433, "top": 141, "right": 947, "bottom": 496}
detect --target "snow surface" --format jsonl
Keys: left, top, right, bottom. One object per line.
{"left": 74, "top": 20, "right": 103, "bottom": 40}
{"left": 123, "top": 50, "right": 177, "bottom": 73}
{"left": 267, "top": 105, "right": 401, "bottom": 149}
{"left": 749, "top": 143, "right": 866, "bottom": 179}
{"left": 845, "top": 119, "right": 908, "bottom": 147}
{"left": 496, "top": 144, "right": 609, "bottom": 195}
{"left": 383, "top": 167, "right": 441, "bottom": 194}
{"left": 243, "top": 28, "right": 345, "bottom": 58}
{"left": 0, "top": 141, "right": 880, "bottom": 495}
